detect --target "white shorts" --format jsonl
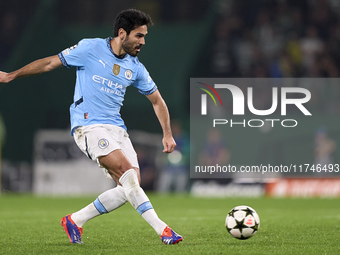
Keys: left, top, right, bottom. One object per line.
{"left": 73, "top": 124, "right": 139, "bottom": 178}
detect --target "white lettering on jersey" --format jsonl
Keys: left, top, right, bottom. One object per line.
{"left": 100, "top": 87, "right": 122, "bottom": 95}
{"left": 93, "top": 75, "right": 123, "bottom": 90}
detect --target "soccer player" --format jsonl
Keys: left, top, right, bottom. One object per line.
{"left": 0, "top": 9, "right": 183, "bottom": 245}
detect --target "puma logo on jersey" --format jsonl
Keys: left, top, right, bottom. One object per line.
{"left": 99, "top": 60, "right": 106, "bottom": 68}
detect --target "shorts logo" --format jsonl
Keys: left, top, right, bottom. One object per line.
{"left": 98, "top": 139, "right": 109, "bottom": 149}
{"left": 125, "top": 70, "right": 132, "bottom": 80}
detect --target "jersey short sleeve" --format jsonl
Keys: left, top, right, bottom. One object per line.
{"left": 58, "top": 39, "right": 90, "bottom": 69}
{"left": 133, "top": 63, "right": 157, "bottom": 95}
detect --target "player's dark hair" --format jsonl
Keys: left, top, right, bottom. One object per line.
{"left": 113, "top": 9, "right": 153, "bottom": 37}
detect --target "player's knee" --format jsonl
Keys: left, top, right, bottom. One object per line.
{"left": 107, "top": 165, "right": 129, "bottom": 179}
{"left": 119, "top": 167, "right": 141, "bottom": 185}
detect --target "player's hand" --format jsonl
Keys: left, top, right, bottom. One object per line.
{"left": 162, "top": 136, "right": 176, "bottom": 153}
{"left": 0, "top": 71, "right": 12, "bottom": 83}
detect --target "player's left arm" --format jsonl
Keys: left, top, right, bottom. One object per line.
{"left": 146, "top": 89, "right": 176, "bottom": 153}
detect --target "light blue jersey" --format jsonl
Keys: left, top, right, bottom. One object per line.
{"left": 58, "top": 37, "right": 157, "bottom": 134}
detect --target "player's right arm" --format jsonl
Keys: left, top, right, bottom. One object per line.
{"left": 0, "top": 55, "right": 62, "bottom": 83}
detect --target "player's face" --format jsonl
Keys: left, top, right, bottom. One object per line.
{"left": 122, "top": 25, "right": 148, "bottom": 57}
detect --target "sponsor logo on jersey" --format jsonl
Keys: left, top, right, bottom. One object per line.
{"left": 92, "top": 75, "right": 123, "bottom": 89}
{"left": 125, "top": 70, "right": 132, "bottom": 80}
{"left": 113, "top": 64, "right": 120, "bottom": 76}
{"left": 92, "top": 75, "right": 124, "bottom": 95}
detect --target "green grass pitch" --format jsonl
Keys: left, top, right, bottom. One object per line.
{"left": 0, "top": 193, "right": 339, "bottom": 255}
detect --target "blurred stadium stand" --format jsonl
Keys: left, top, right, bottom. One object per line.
{"left": 202, "top": 0, "right": 340, "bottom": 78}
{"left": 1, "top": 0, "right": 340, "bottom": 193}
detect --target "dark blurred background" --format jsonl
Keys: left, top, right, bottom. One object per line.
{"left": 1, "top": 0, "right": 340, "bottom": 194}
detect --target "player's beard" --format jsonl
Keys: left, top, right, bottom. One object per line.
{"left": 122, "top": 36, "right": 141, "bottom": 57}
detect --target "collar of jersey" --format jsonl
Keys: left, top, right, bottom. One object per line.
{"left": 107, "top": 37, "right": 126, "bottom": 60}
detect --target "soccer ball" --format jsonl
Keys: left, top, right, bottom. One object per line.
{"left": 225, "top": 205, "right": 260, "bottom": 240}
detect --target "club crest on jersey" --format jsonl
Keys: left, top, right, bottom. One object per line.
{"left": 98, "top": 139, "right": 109, "bottom": 149}
{"left": 113, "top": 64, "right": 120, "bottom": 76}
{"left": 125, "top": 70, "right": 132, "bottom": 80}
